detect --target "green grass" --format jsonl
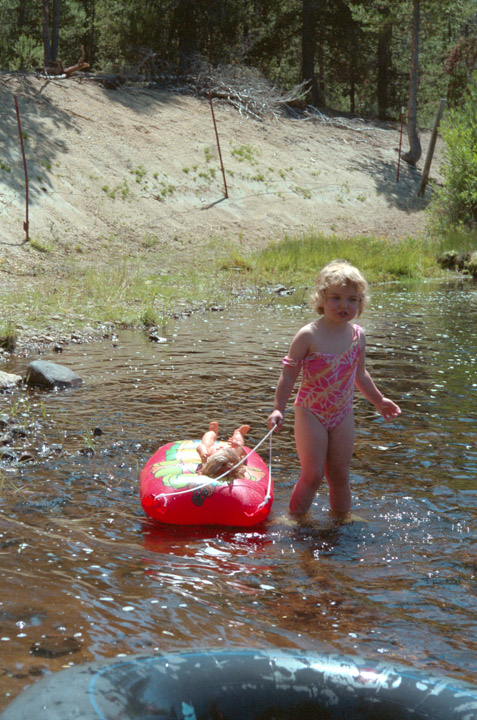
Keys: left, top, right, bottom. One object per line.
{"left": 5, "top": 250, "right": 233, "bottom": 329}
{"left": 102, "top": 179, "right": 131, "bottom": 200}
{"left": 432, "top": 226, "right": 477, "bottom": 255}
{"left": 231, "top": 144, "right": 257, "bottom": 164}
{"left": 0, "top": 320, "right": 18, "bottom": 352}
{"left": 244, "top": 232, "right": 474, "bottom": 286}
{"left": 29, "top": 237, "right": 52, "bottom": 253}
{"left": 0, "top": 232, "right": 474, "bottom": 334}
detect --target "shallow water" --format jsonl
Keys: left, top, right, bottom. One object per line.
{"left": 0, "top": 279, "right": 475, "bottom": 709}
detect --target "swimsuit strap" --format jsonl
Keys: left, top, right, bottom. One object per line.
{"left": 283, "top": 323, "right": 361, "bottom": 367}
{"left": 282, "top": 355, "right": 302, "bottom": 367}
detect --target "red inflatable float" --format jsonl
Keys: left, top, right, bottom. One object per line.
{"left": 139, "top": 439, "right": 273, "bottom": 527}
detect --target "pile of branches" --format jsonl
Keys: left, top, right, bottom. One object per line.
{"left": 143, "top": 56, "right": 310, "bottom": 120}
{"left": 190, "top": 61, "right": 310, "bottom": 120}
{"left": 143, "top": 56, "right": 374, "bottom": 131}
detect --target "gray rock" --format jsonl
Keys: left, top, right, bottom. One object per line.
{"left": 0, "top": 371, "right": 22, "bottom": 389}
{"left": 10, "top": 424, "right": 28, "bottom": 437}
{"left": 25, "top": 360, "right": 83, "bottom": 389}
{"left": 272, "top": 284, "right": 296, "bottom": 295}
{"left": 0, "top": 447, "right": 18, "bottom": 462}
{"left": 148, "top": 332, "right": 168, "bottom": 343}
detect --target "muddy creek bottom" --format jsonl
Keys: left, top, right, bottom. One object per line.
{"left": 0, "top": 280, "right": 475, "bottom": 708}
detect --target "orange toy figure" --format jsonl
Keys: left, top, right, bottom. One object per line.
{"left": 196, "top": 422, "right": 250, "bottom": 481}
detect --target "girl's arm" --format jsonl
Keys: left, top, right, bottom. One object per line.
{"left": 355, "top": 333, "right": 401, "bottom": 421}
{"left": 267, "top": 364, "right": 301, "bottom": 430}
{"left": 267, "top": 326, "right": 311, "bottom": 431}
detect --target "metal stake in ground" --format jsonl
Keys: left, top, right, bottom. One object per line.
{"left": 208, "top": 90, "right": 228, "bottom": 199}
{"left": 14, "top": 95, "right": 29, "bottom": 243}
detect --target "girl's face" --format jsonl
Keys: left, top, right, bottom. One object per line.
{"left": 322, "top": 283, "right": 360, "bottom": 322}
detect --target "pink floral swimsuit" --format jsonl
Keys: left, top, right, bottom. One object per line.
{"left": 283, "top": 324, "right": 362, "bottom": 431}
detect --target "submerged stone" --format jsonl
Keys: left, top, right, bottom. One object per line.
{"left": 30, "top": 635, "right": 82, "bottom": 658}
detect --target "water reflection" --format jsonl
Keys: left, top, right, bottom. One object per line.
{"left": 0, "top": 280, "right": 475, "bottom": 709}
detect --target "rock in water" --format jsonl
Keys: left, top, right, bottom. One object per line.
{"left": 0, "top": 371, "right": 22, "bottom": 389}
{"left": 25, "top": 360, "right": 83, "bottom": 389}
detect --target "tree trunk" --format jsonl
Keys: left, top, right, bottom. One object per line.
{"left": 18, "top": 0, "right": 27, "bottom": 31}
{"left": 349, "top": 78, "right": 355, "bottom": 113}
{"left": 51, "top": 0, "right": 61, "bottom": 61}
{"left": 348, "top": 20, "right": 358, "bottom": 114}
{"left": 377, "top": 6, "right": 392, "bottom": 120}
{"left": 81, "top": 0, "right": 96, "bottom": 66}
{"left": 403, "top": 0, "right": 422, "bottom": 165}
{"left": 176, "top": 0, "right": 198, "bottom": 74}
{"left": 42, "top": 0, "right": 52, "bottom": 65}
{"left": 301, "top": 0, "right": 322, "bottom": 106}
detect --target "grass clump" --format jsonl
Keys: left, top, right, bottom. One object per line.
{"left": 231, "top": 144, "right": 257, "bottom": 164}
{"left": 0, "top": 321, "right": 18, "bottom": 352}
{"left": 434, "top": 226, "right": 477, "bottom": 255}
{"left": 29, "top": 237, "right": 52, "bottom": 253}
{"left": 245, "top": 233, "right": 468, "bottom": 286}
{"left": 140, "top": 305, "right": 159, "bottom": 327}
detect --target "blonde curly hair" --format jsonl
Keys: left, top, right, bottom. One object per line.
{"left": 200, "top": 447, "right": 246, "bottom": 482}
{"left": 311, "top": 260, "right": 369, "bottom": 316}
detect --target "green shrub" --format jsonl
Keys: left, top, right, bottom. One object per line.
{"left": 430, "top": 75, "right": 477, "bottom": 229}
{"left": 9, "top": 35, "right": 43, "bottom": 70}
{"left": 468, "top": 251, "right": 477, "bottom": 277}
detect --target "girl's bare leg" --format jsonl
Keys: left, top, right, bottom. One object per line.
{"left": 290, "top": 408, "right": 327, "bottom": 515}
{"left": 197, "top": 421, "right": 219, "bottom": 462}
{"left": 325, "top": 411, "right": 354, "bottom": 513}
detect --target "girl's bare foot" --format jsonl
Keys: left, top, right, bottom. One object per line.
{"left": 209, "top": 421, "right": 219, "bottom": 435}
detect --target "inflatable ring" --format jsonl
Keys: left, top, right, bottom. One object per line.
{"left": 139, "top": 440, "right": 273, "bottom": 526}
{"left": 1, "top": 649, "right": 476, "bottom": 719}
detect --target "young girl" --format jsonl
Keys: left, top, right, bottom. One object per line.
{"left": 197, "top": 422, "right": 250, "bottom": 481}
{"left": 267, "top": 260, "right": 401, "bottom": 515}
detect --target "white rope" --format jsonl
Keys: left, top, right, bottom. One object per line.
{"left": 256, "top": 425, "right": 274, "bottom": 510}
{"left": 153, "top": 426, "right": 275, "bottom": 503}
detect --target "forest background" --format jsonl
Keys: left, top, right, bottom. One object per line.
{"left": 1, "top": 0, "right": 476, "bottom": 124}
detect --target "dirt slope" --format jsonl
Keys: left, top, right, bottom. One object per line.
{"left": 0, "top": 73, "right": 442, "bottom": 284}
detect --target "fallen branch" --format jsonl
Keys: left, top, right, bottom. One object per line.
{"left": 38, "top": 46, "right": 89, "bottom": 79}
{"left": 64, "top": 46, "right": 90, "bottom": 77}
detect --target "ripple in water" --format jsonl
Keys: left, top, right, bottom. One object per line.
{"left": 0, "top": 280, "right": 475, "bottom": 708}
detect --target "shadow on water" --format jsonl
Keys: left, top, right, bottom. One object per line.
{"left": 0, "top": 279, "right": 475, "bottom": 708}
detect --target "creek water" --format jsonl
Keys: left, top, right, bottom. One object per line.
{"left": 0, "top": 279, "right": 475, "bottom": 709}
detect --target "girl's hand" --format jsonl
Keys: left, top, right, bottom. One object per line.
{"left": 376, "top": 397, "right": 401, "bottom": 421}
{"left": 267, "top": 410, "right": 284, "bottom": 432}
